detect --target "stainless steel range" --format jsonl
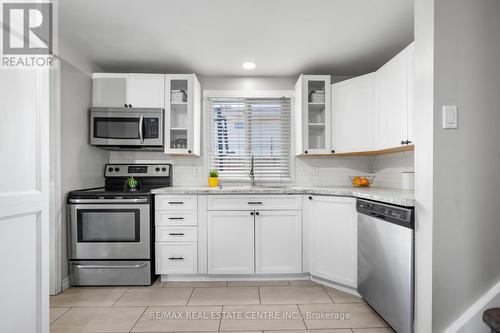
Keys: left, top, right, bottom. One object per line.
{"left": 68, "top": 163, "right": 172, "bottom": 286}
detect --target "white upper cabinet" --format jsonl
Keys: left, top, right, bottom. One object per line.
{"left": 127, "top": 74, "right": 165, "bottom": 108}
{"left": 92, "top": 73, "right": 164, "bottom": 108}
{"left": 295, "top": 75, "right": 332, "bottom": 155}
{"left": 375, "top": 43, "right": 414, "bottom": 149}
{"left": 308, "top": 195, "right": 357, "bottom": 288}
{"left": 165, "top": 74, "right": 201, "bottom": 156}
{"left": 92, "top": 73, "right": 128, "bottom": 107}
{"left": 331, "top": 73, "right": 375, "bottom": 153}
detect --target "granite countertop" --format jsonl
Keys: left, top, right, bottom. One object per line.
{"left": 151, "top": 185, "right": 415, "bottom": 207}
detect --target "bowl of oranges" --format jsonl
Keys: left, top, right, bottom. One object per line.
{"left": 349, "top": 175, "right": 375, "bottom": 187}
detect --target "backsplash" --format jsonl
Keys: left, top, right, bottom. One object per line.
{"left": 294, "top": 156, "right": 371, "bottom": 187}
{"left": 109, "top": 151, "right": 414, "bottom": 189}
{"left": 370, "top": 151, "right": 415, "bottom": 189}
{"left": 109, "top": 151, "right": 206, "bottom": 187}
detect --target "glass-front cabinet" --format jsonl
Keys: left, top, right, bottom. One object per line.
{"left": 294, "top": 75, "right": 332, "bottom": 155}
{"left": 164, "top": 74, "right": 201, "bottom": 155}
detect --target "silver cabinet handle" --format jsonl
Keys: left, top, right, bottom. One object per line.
{"left": 168, "top": 201, "right": 184, "bottom": 205}
{"left": 71, "top": 263, "right": 147, "bottom": 269}
{"left": 168, "top": 257, "right": 184, "bottom": 260}
{"left": 168, "top": 233, "right": 184, "bottom": 236}
{"left": 139, "top": 115, "right": 144, "bottom": 143}
{"left": 68, "top": 198, "right": 148, "bottom": 204}
{"left": 248, "top": 201, "right": 263, "bottom": 205}
{"left": 168, "top": 217, "right": 184, "bottom": 220}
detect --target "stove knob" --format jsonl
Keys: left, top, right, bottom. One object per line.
{"left": 115, "top": 167, "right": 120, "bottom": 172}
{"left": 155, "top": 167, "right": 160, "bottom": 172}
{"left": 162, "top": 167, "right": 167, "bottom": 172}
{"left": 108, "top": 167, "right": 113, "bottom": 172}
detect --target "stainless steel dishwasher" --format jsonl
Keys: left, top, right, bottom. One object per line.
{"left": 357, "top": 199, "right": 414, "bottom": 333}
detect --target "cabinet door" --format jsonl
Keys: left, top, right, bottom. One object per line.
{"left": 92, "top": 74, "right": 128, "bottom": 107}
{"left": 375, "top": 48, "right": 409, "bottom": 150}
{"left": 255, "top": 211, "right": 302, "bottom": 274}
{"left": 331, "top": 73, "right": 375, "bottom": 153}
{"left": 406, "top": 43, "right": 415, "bottom": 145}
{"left": 295, "top": 75, "right": 332, "bottom": 155}
{"left": 207, "top": 211, "right": 254, "bottom": 274}
{"left": 310, "top": 196, "right": 357, "bottom": 287}
{"left": 165, "top": 74, "right": 201, "bottom": 155}
{"left": 127, "top": 74, "right": 165, "bottom": 108}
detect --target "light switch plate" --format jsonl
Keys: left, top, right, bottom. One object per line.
{"left": 443, "top": 105, "right": 458, "bottom": 129}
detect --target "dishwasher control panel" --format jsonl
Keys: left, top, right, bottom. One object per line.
{"left": 356, "top": 199, "right": 414, "bottom": 229}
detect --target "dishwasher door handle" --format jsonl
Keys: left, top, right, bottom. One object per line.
{"left": 71, "top": 263, "right": 147, "bottom": 269}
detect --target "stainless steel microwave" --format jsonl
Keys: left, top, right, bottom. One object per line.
{"left": 89, "top": 107, "right": 164, "bottom": 150}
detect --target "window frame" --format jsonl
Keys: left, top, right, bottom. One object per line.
{"left": 203, "top": 90, "right": 295, "bottom": 184}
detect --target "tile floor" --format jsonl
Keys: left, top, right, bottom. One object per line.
{"left": 50, "top": 279, "right": 393, "bottom": 333}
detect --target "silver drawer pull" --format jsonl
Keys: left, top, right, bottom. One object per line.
{"left": 71, "top": 263, "right": 147, "bottom": 269}
{"left": 168, "top": 201, "right": 184, "bottom": 205}
{"left": 168, "top": 233, "right": 185, "bottom": 236}
{"left": 168, "top": 217, "right": 185, "bottom": 220}
{"left": 168, "top": 257, "right": 184, "bottom": 260}
{"left": 248, "top": 201, "right": 263, "bottom": 205}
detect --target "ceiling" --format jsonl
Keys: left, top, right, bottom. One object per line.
{"left": 59, "top": 0, "right": 414, "bottom": 76}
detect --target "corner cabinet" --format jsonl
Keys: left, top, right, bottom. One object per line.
{"left": 294, "top": 75, "right": 332, "bottom": 155}
{"left": 306, "top": 195, "right": 357, "bottom": 288}
{"left": 331, "top": 73, "right": 376, "bottom": 153}
{"left": 92, "top": 73, "right": 165, "bottom": 108}
{"left": 374, "top": 42, "right": 415, "bottom": 149}
{"left": 164, "top": 74, "right": 201, "bottom": 155}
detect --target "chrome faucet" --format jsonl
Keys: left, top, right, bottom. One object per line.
{"left": 249, "top": 153, "right": 256, "bottom": 187}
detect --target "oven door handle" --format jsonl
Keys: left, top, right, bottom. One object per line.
{"left": 68, "top": 198, "right": 149, "bottom": 204}
{"left": 139, "top": 115, "right": 144, "bottom": 144}
{"left": 71, "top": 263, "right": 147, "bottom": 269}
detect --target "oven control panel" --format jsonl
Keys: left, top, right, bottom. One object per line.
{"left": 105, "top": 164, "right": 171, "bottom": 177}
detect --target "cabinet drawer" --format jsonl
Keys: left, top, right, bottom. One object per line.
{"left": 155, "top": 211, "right": 197, "bottom": 226}
{"left": 155, "top": 242, "right": 197, "bottom": 274}
{"left": 207, "top": 195, "right": 301, "bottom": 211}
{"left": 155, "top": 195, "right": 197, "bottom": 211}
{"left": 156, "top": 227, "right": 197, "bottom": 242}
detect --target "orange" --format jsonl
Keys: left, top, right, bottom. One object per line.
{"left": 360, "top": 177, "right": 370, "bottom": 186}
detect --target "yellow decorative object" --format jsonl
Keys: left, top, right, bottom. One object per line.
{"left": 208, "top": 177, "right": 219, "bottom": 188}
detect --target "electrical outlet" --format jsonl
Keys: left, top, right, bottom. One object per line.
{"left": 312, "top": 168, "right": 319, "bottom": 176}
{"left": 193, "top": 167, "right": 199, "bottom": 176}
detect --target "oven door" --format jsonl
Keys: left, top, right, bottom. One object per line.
{"left": 69, "top": 198, "right": 150, "bottom": 260}
{"left": 90, "top": 108, "right": 163, "bottom": 147}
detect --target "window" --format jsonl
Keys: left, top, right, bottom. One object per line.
{"left": 207, "top": 96, "right": 291, "bottom": 181}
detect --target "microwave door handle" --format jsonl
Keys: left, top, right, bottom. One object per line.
{"left": 139, "top": 115, "right": 144, "bottom": 143}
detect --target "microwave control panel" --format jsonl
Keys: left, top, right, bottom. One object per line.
{"left": 144, "top": 118, "right": 159, "bottom": 139}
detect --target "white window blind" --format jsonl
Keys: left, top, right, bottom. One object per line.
{"left": 207, "top": 96, "right": 291, "bottom": 181}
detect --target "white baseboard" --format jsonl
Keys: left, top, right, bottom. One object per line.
{"left": 444, "top": 278, "right": 500, "bottom": 333}
{"left": 160, "top": 274, "right": 309, "bottom": 282}
{"left": 310, "top": 275, "right": 361, "bottom": 297}
{"left": 61, "top": 276, "right": 70, "bottom": 291}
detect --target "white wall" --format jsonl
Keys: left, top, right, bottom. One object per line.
{"left": 59, "top": 60, "right": 109, "bottom": 282}
{"left": 432, "top": 0, "right": 500, "bottom": 332}
{"left": 413, "top": 0, "right": 435, "bottom": 330}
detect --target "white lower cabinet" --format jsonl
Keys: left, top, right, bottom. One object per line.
{"left": 207, "top": 211, "right": 255, "bottom": 274}
{"left": 308, "top": 196, "right": 357, "bottom": 287}
{"left": 255, "top": 211, "right": 302, "bottom": 274}
{"left": 155, "top": 242, "right": 197, "bottom": 274}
